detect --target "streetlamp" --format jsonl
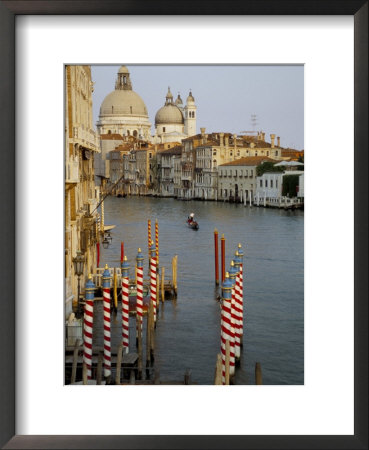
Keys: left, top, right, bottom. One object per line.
{"left": 73, "top": 250, "right": 85, "bottom": 315}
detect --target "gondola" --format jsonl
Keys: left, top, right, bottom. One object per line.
{"left": 186, "top": 219, "right": 199, "bottom": 230}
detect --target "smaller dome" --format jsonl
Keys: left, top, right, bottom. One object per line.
{"left": 187, "top": 90, "right": 195, "bottom": 103}
{"left": 155, "top": 104, "right": 184, "bottom": 125}
{"left": 118, "top": 65, "right": 129, "bottom": 74}
{"left": 175, "top": 94, "right": 183, "bottom": 105}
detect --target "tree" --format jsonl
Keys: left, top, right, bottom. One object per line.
{"left": 256, "top": 161, "right": 284, "bottom": 176}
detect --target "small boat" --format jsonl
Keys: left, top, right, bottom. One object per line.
{"left": 128, "top": 284, "right": 150, "bottom": 315}
{"left": 186, "top": 219, "right": 199, "bottom": 230}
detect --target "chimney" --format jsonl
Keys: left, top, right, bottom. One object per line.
{"left": 200, "top": 127, "right": 206, "bottom": 136}
{"left": 233, "top": 134, "right": 237, "bottom": 150}
{"left": 219, "top": 132, "right": 224, "bottom": 147}
{"left": 225, "top": 135, "right": 229, "bottom": 149}
{"left": 277, "top": 136, "right": 280, "bottom": 147}
{"left": 270, "top": 134, "right": 275, "bottom": 148}
{"left": 262, "top": 132, "right": 265, "bottom": 141}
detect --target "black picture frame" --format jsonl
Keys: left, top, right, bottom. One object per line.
{"left": 0, "top": 1, "right": 367, "bottom": 449}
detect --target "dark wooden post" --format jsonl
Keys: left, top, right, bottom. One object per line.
{"left": 255, "top": 362, "right": 263, "bottom": 385}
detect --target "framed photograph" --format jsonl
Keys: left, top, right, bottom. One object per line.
{"left": 1, "top": 1, "right": 367, "bottom": 449}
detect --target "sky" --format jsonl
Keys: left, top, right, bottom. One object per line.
{"left": 91, "top": 65, "right": 304, "bottom": 150}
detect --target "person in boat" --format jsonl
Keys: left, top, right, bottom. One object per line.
{"left": 188, "top": 212, "right": 195, "bottom": 224}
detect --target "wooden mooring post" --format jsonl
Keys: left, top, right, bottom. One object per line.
{"left": 255, "top": 362, "right": 263, "bottom": 385}
{"left": 96, "top": 352, "right": 103, "bottom": 385}
{"left": 214, "top": 353, "right": 222, "bottom": 385}
{"left": 214, "top": 228, "right": 219, "bottom": 285}
{"left": 115, "top": 344, "right": 123, "bottom": 385}
{"left": 161, "top": 267, "right": 165, "bottom": 302}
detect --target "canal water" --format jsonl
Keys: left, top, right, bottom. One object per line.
{"left": 99, "top": 196, "right": 304, "bottom": 385}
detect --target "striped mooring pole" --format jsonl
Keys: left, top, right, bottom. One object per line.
{"left": 155, "top": 219, "right": 159, "bottom": 267}
{"left": 237, "top": 244, "right": 244, "bottom": 344}
{"left": 232, "top": 251, "right": 242, "bottom": 362}
{"left": 102, "top": 264, "right": 112, "bottom": 378}
{"left": 148, "top": 220, "right": 152, "bottom": 261}
{"left": 149, "top": 241, "right": 157, "bottom": 324}
{"left": 228, "top": 261, "right": 238, "bottom": 376}
{"left": 83, "top": 275, "right": 95, "bottom": 380}
{"left": 220, "top": 272, "right": 233, "bottom": 385}
{"left": 136, "top": 248, "right": 144, "bottom": 331}
{"left": 121, "top": 256, "right": 130, "bottom": 353}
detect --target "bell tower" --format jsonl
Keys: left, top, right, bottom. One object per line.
{"left": 184, "top": 90, "right": 197, "bottom": 137}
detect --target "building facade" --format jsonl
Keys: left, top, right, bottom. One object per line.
{"left": 65, "top": 65, "right": 99, "bottom": 318}
{"left": 218, "top": 156, "right": 276, "bottom": 203}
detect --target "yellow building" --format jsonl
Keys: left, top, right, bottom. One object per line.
{"left": 65, "top": 65, "right": 100, "bottom": 318}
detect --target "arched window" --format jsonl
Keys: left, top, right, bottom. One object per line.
{"left": 133, "top": 130, "right": 138, "bottom": 137}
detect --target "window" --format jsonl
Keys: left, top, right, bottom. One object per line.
{"left": 276, "top": 180, "right": 278, "bottom": 188}
{"left": 265, "top": 180, "right": 268, "bottom": 187}
{"left": 260, "top": 179, "right": 263, "bottom": 187}
{"left": 213, "top": 150, "right": 217, "bottom": 156}
{"left": 271, "top": 180, "right": 273, "bottom": 188}
{"left": 275, "top": 150, "right": 278, "bottom": 156}
{"left": 250, "top": 170, "right": 253, "bottom": 177}
{"left": 149, "top": 152, "right": 152, "bottom": 159}
{"left": 163, "top": 127, "right": 166, "bottom": 132}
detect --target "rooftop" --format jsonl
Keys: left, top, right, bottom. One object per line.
{"left": 219, "top": 156, "right": 277, "bottom": 167}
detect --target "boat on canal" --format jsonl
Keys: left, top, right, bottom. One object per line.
{"left": 128, "top": 283, "right": 150, "bottom": 315}
{"left": 186, "top": 213, "right": 199, "bottom": 230}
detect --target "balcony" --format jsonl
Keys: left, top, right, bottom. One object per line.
{"left": 66, "top": 160, "right": 79, "bottom": 184}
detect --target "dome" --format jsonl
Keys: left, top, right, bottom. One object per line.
{"left": 187, "top": 91, "right": 195, "bottom": 103}
{"left": 175, "top": 94, "right": 183, "bottom": 105}
{"left": 118, "top": 65, "right": 129, "bottom": 74}
{"left": 155, "top": 104, "right": 184, "bottom": 125}
{"left": 100, "top": 90, "right": 148, "bottom": 116}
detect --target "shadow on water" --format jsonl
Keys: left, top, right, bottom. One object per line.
{"left": 98, "top": 196, "right": 304, "bottom": 385}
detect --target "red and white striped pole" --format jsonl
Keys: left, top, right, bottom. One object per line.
{"left": 155, "top": 219, "right": 159, "bottom": 268}
{"left": 149, "top": 241, "right": 157, "bottom": 324}
{"left": 83, "top": 275, "right": 95, "bottom": 380}
{"left": 220, "top": 272, "right": 234, "bottom": 385}
{"left": 228, "top": 261, "right": 238, "bottom": 376}
{"left": 148, "top": 219, "right": 152, "bottom": 261}
{"left": 237, "top": 244, "right": 244, "bottom": 344}
{"left": 233, "top": 252, "right": 242, "bottom": 362}
{"left": 136, "top": 248, "right": 144, "bottom": 332}
{"left": 102, "top": 264, "right": 112, "bottom": 378}
{"left": 121, "top": 256, "right": 130, "bottom": 354}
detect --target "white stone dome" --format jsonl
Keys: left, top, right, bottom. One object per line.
{"left": 155, "top": 104, "right": 184, "bottom": 125}
{"left": 100, "top": 90, "right": 148, "bottom": 116}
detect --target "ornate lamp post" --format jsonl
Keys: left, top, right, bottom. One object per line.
{"left": 73, "top": 250, "right": 85, "bottom": 314}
